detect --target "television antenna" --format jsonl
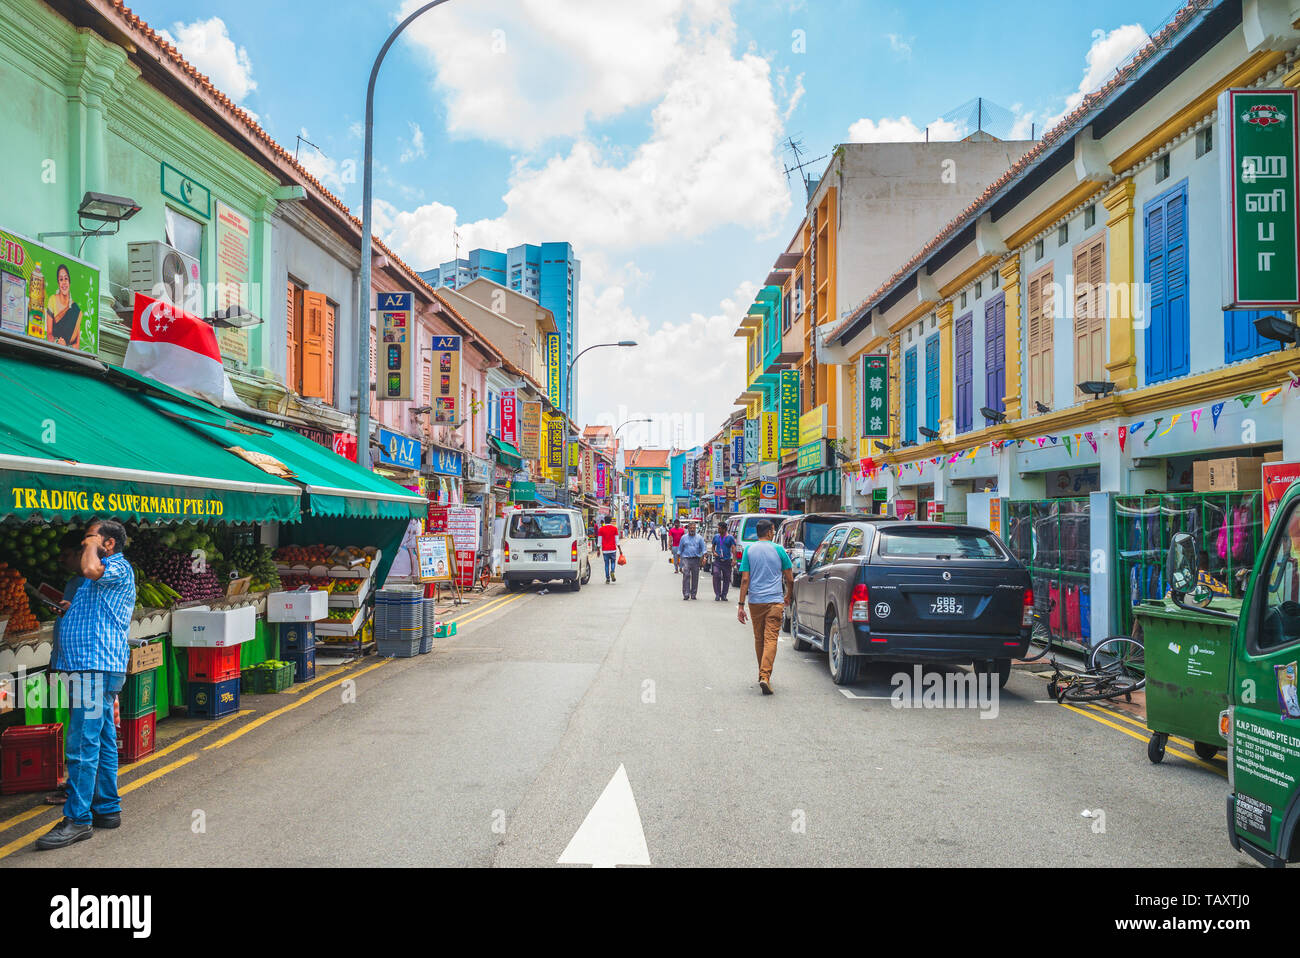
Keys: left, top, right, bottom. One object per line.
{"left": 294, "top": 134, "right": 324, "bottom": 164}
{"left": 782, "top": 136, "right": 827, "bottom": 190}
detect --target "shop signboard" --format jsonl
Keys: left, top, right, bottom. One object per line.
{"left": 376, "top": 292, "right": 413, "bottom": 401}
{"left": 1262, "top": 461, "right": 1300, "bottom": 529}
{"left": 0, "top": 227, "right": 100, "bottom": 353}
{"left": 797, "top": 440, "right": 824, "bottom": 473}
{"left": 500, "top": 389, "right": 518, "bottom": 445}
{"left": 377, "top": 427, "right": 421, "bottom": 471}
{"left": 426, "top": 446, "right": 463, "bottom": 477}
{"left": 519, "top": 401, "right": 542, "bottom": 460}
{"left": 213, "top": 201, "right": 250, "bottom": 364}
{"left": 596, "top": 460, "right": 607, "bottom": 498}
{"left": 928, "top": 501, "right": 945, "bottom": 521}
{"left": 546, "top": 414, "right": 563, "bottom": 469}
{"left": 446, "top": 505, "right": 480, "bottom": 554}
{"left": 761, "top": 412, "right": 779, "bottom": 461}
{"left": 466, "top": 455, "right": 493, "bottom": 485}
{"left": 731, "top": 429, "right": 745, "bottom": 475}
{"left": 1219, "top": 88, "right": 1300, "bottom": 308}
{"left": 744, "top": 417, "right": 759, "bottom": 463}
{"left": 989, "top": 498, "right": 1001, "bottom": 537}
{"left": 860, "top": 354, "right": 890, "bottom": 438}
{"left": 546, "top": 332, "right": 561, "bottom": 407}
{"left": 712, "top": 442, "right": 725, "bottom": 481}
{"left": 895, "top": 498, "right": 917, "bottom": 520}
{"left": 780, "top": 370, "right": 800, "bottom": 448}
{"left": 511, "top": 481, "right": 537, "bottom": 502}
{"left": 800, "top": 404, "right": 828, "bottom": 448}
{"left": 431, "top": 334, "right": 461, "bottom": 425}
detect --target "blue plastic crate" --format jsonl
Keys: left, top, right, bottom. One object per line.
{"left": 377, "top": 637, "right": 421, "bottom": 658}
{"left": 187, "top": 678, "right": 240, "bottom": 719}
{"left": 279, "top": 621, "right": 316, "bottom": 653}
{"left": 286, "top": 648, "right": 316, "bottom": 683}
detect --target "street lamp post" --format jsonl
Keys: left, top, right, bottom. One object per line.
{"left": 613, "top": 416, "right": 652, "bottom": 524}
{"left": 561, "top": 341, "right": 637, "bottom": 507}
{"left": 357, "top": 0, "right": 453, "bottom": 471}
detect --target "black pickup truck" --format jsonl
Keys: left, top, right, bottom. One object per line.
{"left": 786, "top": 520, "right": 1033, "bottom": 687}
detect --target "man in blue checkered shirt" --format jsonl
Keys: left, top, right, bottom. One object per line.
{"left": 37, "top": 519, "right": 135, "bottom": 851}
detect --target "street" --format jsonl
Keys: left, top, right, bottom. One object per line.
{"left": 2, "top": 537, "right": 1241, "bottom": 868}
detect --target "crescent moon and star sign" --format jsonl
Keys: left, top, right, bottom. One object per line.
{"left": 139, "top": 299, "right": 177, "bottom": 339}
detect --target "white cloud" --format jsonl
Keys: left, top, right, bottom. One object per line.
{"left": 1041, "top": 23, "right": 1148, "bottom": 131}
{"left": 885, "top": 33, "right": 913, "bottom": 59}
{"left": 400, "top": 122, "right": 426, "bottom": 163}
{"left": 294, "top": 128, "right": 352, "bottom": 192}
{"left": 846, "top": 115, "right": 965, "bottom": 143}
{"left": 158, "top": 17, "right": 257, "bottom": 104}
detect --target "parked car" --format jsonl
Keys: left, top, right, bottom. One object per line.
{"left": 502, "top": 508, "right": 592, "bottom": 592}
{"left": 777, "top": 512, "right": 861, "bottom": 631}
{"left": 787, "top": 520, "right": 1032, "bottom": 686}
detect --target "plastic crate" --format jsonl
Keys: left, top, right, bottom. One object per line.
{"left": 240, "top": 661, "right": 296, "bottom": 694}
{"left": 1, "top": 723, "right": 64, "bottom": 794}
{"left": 377, "top": 637, "right": 421, "bottom": 659}
{"left": 117, "top": 712, "right": 156, "bottom": 764}
{"left": 187, "top": 678, "right": 241, "bottom": 718}
{"left": 121, "top": 669, "right": 157, "bottom": 719}
{"left": 286, "top": 648, "right": 316, "bottom": 683}
{"left": 278, "top": 622, "right": 316, "bottom": 654}
{"left": 187, "top": 645, "right": 242, "bottom": 683}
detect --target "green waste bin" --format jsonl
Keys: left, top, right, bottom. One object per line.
{"left": 1132, "top": 598, "right": 1238, "bottom": 764}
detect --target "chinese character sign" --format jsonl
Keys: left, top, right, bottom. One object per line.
{"left": 1220, "top": 88, "right": 1300, "bottom": 307}
{"left": 780, "top": 370, "right": 800, "bottom": 449}
{"left": 861, "top": 353, "right": 890, "bottom": 438}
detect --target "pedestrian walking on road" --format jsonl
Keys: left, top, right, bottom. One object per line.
{"left": 669, "top": 521, "right": 686, "bottom": 572}
{"left": 659, "top": 523, "right": 668, "bottom": 550}
{"left": 710, "top": 520, "right": 736, "bottom": 601}
{"left": 736, "top": 519, "right": 794, "bottom": 695}
{"left": 36, "top": 518, "right": 135, "bottom": 850}
{"left": 598, "top": 518, "right": 622, "bottom": 583}
{"left": 678, "top": 521, "right": 708, "bottom": 600}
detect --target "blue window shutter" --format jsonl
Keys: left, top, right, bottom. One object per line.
{"left": 904, "top": 348, "right": 917, "bottom": 443}
{"left": 955, "top": 314, "right": 973, "bottom": 433}
{"left": 1165, "top": 188, "right": 1189, "bottom": 377}
{"left": 984, "top": 295, "right": 1005, "bottom": 415}
{"left": 925, "top": 336, "right": 940, "bottom": 430}
{"left": 1225, "top": 308, "right": 1281, "bottom": 362}
{"left": 1144, "top": 182, "right": 1189, "bottom": 384}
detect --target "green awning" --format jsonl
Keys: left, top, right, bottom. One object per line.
{"left": 786, "top": 476, "right": 812, "bottom": 499}
{"left": 0, "top": 355, "right": 301, "bottom": 524}
{"left": 133, "top": 391, "right": 426, "bottom": 521}
{"left": 489, "top": 435, "right": 523, "bottom": 469}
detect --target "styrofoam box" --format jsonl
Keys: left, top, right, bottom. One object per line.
{"left": 170, "top": 605, "right": 257, "bottom": 648}
{"left": 266, "top": 589, "right": 329, "bottom": 623}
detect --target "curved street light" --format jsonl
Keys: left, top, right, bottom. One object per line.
{"left": 562, "top": 341, "right": 638, "bottom": 506}
{"left": 357, "top": 0, "right": 454, "bottom": 471}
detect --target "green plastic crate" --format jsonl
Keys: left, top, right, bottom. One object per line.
{"left": 121, "top": 669, "right": 157, "bottom": 719}
{"left": 240, "top": 661, "right": 296, "bottom": 694}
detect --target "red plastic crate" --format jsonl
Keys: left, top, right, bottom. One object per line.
{"left": 1, "top": 723, "right": 65, "bottom": 794}
{"left": 187, "top": 645, "right": 242, "bottom": 683}
{"left": 117, "top": 712, "right": 156, "bottom": 764}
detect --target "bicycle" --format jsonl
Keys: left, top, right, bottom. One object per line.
{"left": 1046, "top": 634, "right": 1146, "bottom": 704}
{"left": 1022, "top": 595, "right": 1056, "bottom": 662}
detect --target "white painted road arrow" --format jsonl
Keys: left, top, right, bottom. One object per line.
{"left": 557, "top": 764, "right": 651, "bottom": 867}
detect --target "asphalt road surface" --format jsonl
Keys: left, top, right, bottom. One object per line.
{"left": 5, "top": 537, "right": 1245, "bottom": 867}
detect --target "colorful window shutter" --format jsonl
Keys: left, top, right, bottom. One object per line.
{"left": 323, "top": 302, "right": 335, "bottom": 405}
{"left": 1144, "top": 182, "right": 1189, "bottom": 384}
{"left": 653, "top": 475, "right": 662, "bottom": 494}
{"left": 1072, "top": 236, "right": 1107, "bottom": 400}
{"left": 1224, "top": 309, "right": 1281, "bottom": 363}
{"left": 955, "top": 313, "right": 973, "bottom": 433}
{"left": 300, "top": 290, "right": 326, "bottom": 399}
{"left": 984, "top": 293, "right": 1005, "bottom": 415}
{"left": 904, "top": 348, "right": 917, "bottom": 443}
{"left": 924, "top": 336, "right": 940, "bottom": 431}
{"left": 286, "top": 282, "right": 298, "bottom": 393}
{"left": 1027, "top": 266, "right": 1053, "bottom": 410}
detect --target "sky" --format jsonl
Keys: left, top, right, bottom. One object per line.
{"left": 128, "top": 0, "right": 1182, "bottom": 450}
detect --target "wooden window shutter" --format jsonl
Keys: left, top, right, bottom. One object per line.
{"left": 286, "top": 282, "right": 298, "bottom": 394}
{"left": 300, "top": 291, "right": 327, "bottom": 399}
{"left": 1072, "top": 236, "right": 1108, "bottom": 400}
{"left": 422, "top": 357, "right": 431, "bottom": 406}
{"left": 323, "top": 302, "right": 336, "bottom": 405}
{"left": 1027, "top": 270, "right": 1042, "bottom": 409}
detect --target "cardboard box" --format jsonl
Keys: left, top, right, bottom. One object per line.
{"left": 266, "top": 589, "right": 328, "bottom": 623}
{"left": 1194, "top": 457, "right": 1263, "bottom": 492}
{"left": 126, "top": 640, "right": 165, "bottom": 675}
{"left": 170, "top": 605, "right": 257, "bottom": 647}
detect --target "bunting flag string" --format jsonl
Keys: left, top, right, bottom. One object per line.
{"left": 1085, "top": 432, "right": 1097, "bottom": 453}
{"left": 1062, "top": 435, "right": 1073, "bottom": 456}
{"left": 1190, "top": 408, "right": 1202, "bottom": 433}
{"left": 1262, "top": 387, "right": 1283, "bottom": 405}
{"left": 1118, "top": 425, "right": 1128, "bottom": 453}
{"left": 1157, "top": 413, "right": 1180, "bottom": 437}
{"left": 1238, "top": 393, "right": 1255, "bottom": 409}
{"left": 1211, "top": 401, "right": 1225, "bottom": 429}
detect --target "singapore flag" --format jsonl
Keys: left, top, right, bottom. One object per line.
{"left": 124, "top": 293, "right": 247, "bottom": 408}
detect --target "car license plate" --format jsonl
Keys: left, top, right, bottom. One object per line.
{"left": 530, "top": 552, "right": 551, "bottom": 561}
{"left": 930, "top": 596, "right": 963, "bottom": 615}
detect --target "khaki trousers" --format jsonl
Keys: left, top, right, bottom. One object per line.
{"left": 748, "top": 602, "right": 782, "bottom": 682}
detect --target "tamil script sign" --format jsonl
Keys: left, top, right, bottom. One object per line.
{"left": 780, "top": 370, "right": 800, "bottom": 449}
{"left": 1220, "top": 87, "right": 1300, "bottom": 308}
{"left": 861, "top": 354, "right": 889, "bottom": 438}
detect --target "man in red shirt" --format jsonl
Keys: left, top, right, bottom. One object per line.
{"left": 597, "top": 517, "right": 622, "bottom": 583}
{"left": 669, "top": 521, "right": 686, "bottom": 573}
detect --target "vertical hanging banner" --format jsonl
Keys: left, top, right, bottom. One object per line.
{"left": 780, "top": 369, "right": 801, "bottom": 449}
{"left": 377, "top": 291, "right": 413, "bottom": 401}
{"left": 730, "top": 428, "right": 745, "bottom": 478}
{"left": 860, "top": 354, "right": 890, "bottom": 437}
{"left": 546, "top": 332, "right": 562, "bottom": 407}
{"left": 743, "top": 417, "right": 759, "bottom": 464}
{"left": 596, "top": 459, "right": 607, "bottom": 498}
{"left": 519, "top": 401, "right": 542, "bottom": 460}
{"left": 545, "top": 413, "right": 564, "bottom": 480}
{"left": 500, "top": 388, "right": 518, "bottom": 445}
{"left": 431, "top": 334, "right": 461, "bottom": 424}
{"left": 213, "top": 202, "right": 251, "bottom": 364}
{"left": 712, "top": 442, "right": 725, "bottom": 484}
{"left": 761, "top": 412, "right": 779, "bottom": 461}
{"left": 1220, "top": 88, "right": 1300, "bottom": 307}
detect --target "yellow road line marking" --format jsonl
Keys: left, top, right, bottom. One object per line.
{"left": 1081, "top": 702, "right": 1226, "bottom": 761}
{"left": 0, "top": 805, "right": 52, "bottom": 836}
{"left": 1058, "top": 702, "right": 1225, "bottom": 776}
{"left": 452, "top": 592, "right": 524, "bottom": 628}
{"left": 0, "top": 820, "right": 59, "bottom": 859}
{"left": 203, "top": 659, "right": 389, "bottom": 751}
{"left": 282, "top": 664, "right": 347, "bottom": 695}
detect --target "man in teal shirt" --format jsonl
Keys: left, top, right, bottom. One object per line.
{"left": 736, "top": 519, "right": 794, "bottom": 694}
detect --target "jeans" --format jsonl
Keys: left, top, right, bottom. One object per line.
{"left": 748, "top": 603, "right": 783, "bottom": 681}
{"left": 603, "top": 551, "right": 617, "bottom": 578}
{"left": 681, "top": 556, "right": 702, "bottom": 597}
{"left": 660, "top": 535, "right": 668, "bottom": 551}
{"left": 64, "top": 670, "right": 126, "bottom": 826}
{"left": 712, "top": 559, "right": 732, "bottom": 599}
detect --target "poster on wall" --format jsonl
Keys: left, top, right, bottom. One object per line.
{"left": 0, "top": 227, "right": 99, "bottom": 353}
{"left": 213, "top": 201, "right": 250, "bottom": 364}
{"left": 520, "top": 401, "right": 542, "bottom": 460}
{"left": 431, "top": 334, "right": 461, "bottom": 425}
{"left": 377, "top": 291, "right": 413, "bottom": 401}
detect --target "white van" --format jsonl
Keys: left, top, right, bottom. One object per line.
{"left": 502, "top": 508, "right": 592, "bottom": 592}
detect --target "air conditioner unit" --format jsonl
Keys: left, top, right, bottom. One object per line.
{"left": 128, "top": 241, "right": 202, "bottom": 314}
